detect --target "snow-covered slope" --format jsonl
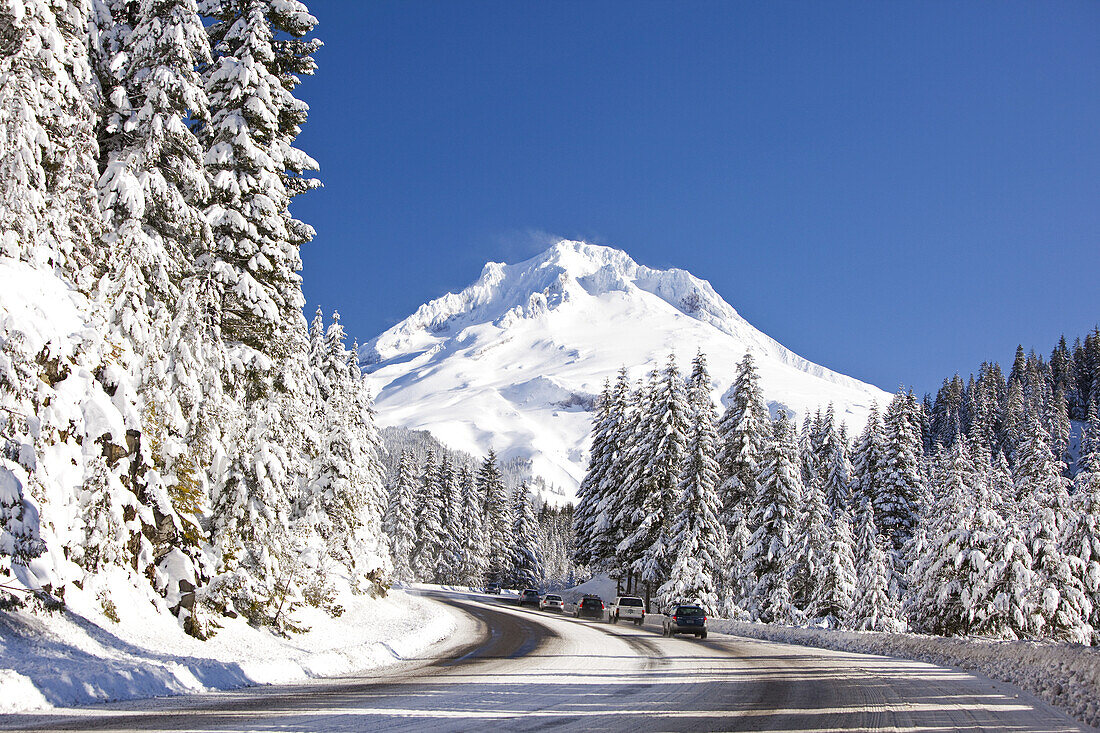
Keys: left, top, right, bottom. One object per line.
{"left": 362, "top": 241, "right": 890, "bottom": 499}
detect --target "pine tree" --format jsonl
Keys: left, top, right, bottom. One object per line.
{"left": 0, "top": 466, "right": 45, "bottom": 569}
{"left": 876, "top": 391, "right": 925, "bottom": 555}
{"left": 0, "top": 0, "right": 99, "bottom": 273}
{"left": 848, "top": 498, "right": 903, "bottom": 631}
{"left": 810, "top": 511, "right": 857, "bottom": 627}
{"left": 851, "top": 403, "right": 884, "bottom": 512}
{"left": 621, "top": 354, "right": 689, "bottom": 598}
{"left": 716, "top": 352, "right": 769, "bottom": 514}
{"left": 299, "top": 314, "right": 386, "bottom": 589}
{"left": 930, "top": 376, "right": 965, "bottom": 448}
{"left": 437, "top": 454, "right": 464, "bottom": 585}
{"left": 715, "top": 351, "right": 769, "bottom": 608}
{"left": 384, "top": 451, "right": 417, "bottom": 582}
{"left": 657, "top": 352, "right": 724, "bottom": 615}
{"left": 478, "top": 450, "right": 511, "bottom": 587}
{"left": 459, "top": 464, "right": 487, "bottom": 585}
{"left": 410, "top": 450, "right": 443, "bottom": 581}
{"left": 906, "top": 440, "right": 1000, "bottom": 636}
{"left": 1030, "top": 502, "right": 1091, "bottom": 643}
{"left": 574, "top": 379, "right": 612, "bottom": 568}
{"left": 593, "top": 369, "right": 632, "bottom": 573}
{"left": 1063, "top": 404, "right": 1100, "bottom": 641}
{"left": 615, "top": 369, "right": 659, "bottom": 589}
{"left": 788, "top": 476, "right": 829, "bottom": 614}
{"left": 980, "top": 512, "right": 1036, "bottom": 639}
{"left": 968, "top": 362, "right": 1005, "bottom": 455}
{"left": 91, "top": 0, "right": 215, "bottom": 595}
{"left": 1009, "top": 410, "right": 1090, "bottom": 641}
{"left": 510, "top": 483, "right": 542, "bottom": 589}
{"left": 822, "top": 415, "right": 853, "bottom": 518}
{"left": 199, "top": 0, "right": 317, "bottom": 358}
{"left": 744, "top": 412, "right": 803, "bottom": 625}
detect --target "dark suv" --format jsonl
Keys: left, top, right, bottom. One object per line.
{"left": 662, "top": 604, "right": 708, "bottom": 639}
{"left": 519, "top": 588, "right": 540, "bottom": 607}
{"left": 574, "top": 595, "right": 605, "bottom": 619}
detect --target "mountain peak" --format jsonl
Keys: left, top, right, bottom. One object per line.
{"left": 363, "top": 240, "right": 888, "bottom": 498}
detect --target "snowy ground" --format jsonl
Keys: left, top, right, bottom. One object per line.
{"left": 0, "top": 575, "right": 456, "bottom": 714}
{"left": 708, "top": 619, "right": 1100, "bottom": 729}
{"left": 3, "top": 591, "right": 1086, "bottom": 732}
{"left": 552, "top": 574, "right": 1100, "bottom": 728}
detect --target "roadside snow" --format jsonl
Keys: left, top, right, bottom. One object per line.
{"left": 0, "top": 582, "right": 456, "bottom": 714}
{"left": 558, "top": 574, "right": 616, "bottom": 604}
{"left": 710, "top": 619, "right": 1100, "bottom": 729}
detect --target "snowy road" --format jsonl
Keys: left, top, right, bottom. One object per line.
{"left": 1, "top": 590, "right": 1087, "bottom": 732}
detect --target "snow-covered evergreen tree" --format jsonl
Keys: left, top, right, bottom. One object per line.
{"left": 715, "top": 351, "right": 769, "bottom": 611}
{"left": 788, "top": 476, "right": 829, "bottom": 614}
{"left": 810, "top": 511, "right": 857, "bottom": 627}
{"left": 849, "top": 498, "right": 903, "bottom": 631}
{"left": 574, "top": 379, "right": 612, "bottom": 568}
{"left": 0, "top": 0, "right": 99, "bottom": 273}
{"left": 906, "top": 440, "right": 998, "bottom": 635}
{"left": 621, "top": 354, "right": 689, "bottom": 598}
{"left": 478, "top": 450, "right": 511, "bottom": 587}
{"left": 437, "top": 453, "right": 464, "bottom": 585}
{"left": 411, "top": 449, "right": 443, "bottom": 581}
{"left": 510, "top": 482, "right": 542, "bottom": 589}
{"left": 876, "top": 390, "right": 925, "bottom": 556}
{"left": 199, "top": 0, "right": 318, "bottom": 359}
{"left": 615, "top": 369, "right": 659, "bottom": 588}
{"left": 657, "top": 352, "right": 724, "bottom": 615}
{"left": 459, "top": 464, "right": 487, "bottom": 585}
{"left": 1064, "top": 404, "right": 1100, "bottom": 641}
{"left": 821, "top": 412, "right": 853, "bottom": 518}
{"left": 744, "top": 412, "right": 803, "bottom": 625}
{"left": 851, "top": 403, "right": 884, "bottom": 513}
{"left": 384, "top": 450, "right": 417, "bottom": 582}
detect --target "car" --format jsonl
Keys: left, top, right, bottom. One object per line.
{"left": 662, "top": 604, "right": 708, "bottom": 639}
{"left": 573, "top": 595, "right": 606, "bottom": 619}
{"left": 609, "top": 596, "right": 645, "bottom": 625}
{"left": 518, "top": 588, "right": 540, "bottom": 607}
{"left": 539, "top": 593, "right": 565, "bottom": 612}
{"left": 484, "top": 584, "right": 501, "bottom": 594}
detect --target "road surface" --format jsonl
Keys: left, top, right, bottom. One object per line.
{"left": 1, "top": 590, "right": 1087, "bottom": 732}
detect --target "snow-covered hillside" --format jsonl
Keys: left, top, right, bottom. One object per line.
{"left": 362, "top": 241, "right": 890, "bottom": 498}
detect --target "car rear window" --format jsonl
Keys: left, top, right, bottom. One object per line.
{"left": 523, "top": 590, "right": 538, "bottom": 596}
{"left": 674, "top": 606, "right": 704, "bottom": 616}
{"left": 545, "top": 595, "right": 561, "bottom": 601}
{"left": 619, "top": 598, "right": 643, "bottom": 607}
{"left": 581, "top": 598, "right": 601, "bottom": 606}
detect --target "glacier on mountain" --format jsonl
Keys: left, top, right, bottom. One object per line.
{"left": 362, "top": 240, "right": 890, "bottom": 499}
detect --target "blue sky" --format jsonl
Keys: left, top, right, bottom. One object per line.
{"left": 294, "top": 1, "right": 1099, "bottom": 395}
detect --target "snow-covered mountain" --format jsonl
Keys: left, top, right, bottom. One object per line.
{"left": 362, "top": 241, "right": 890, "bottom": 499}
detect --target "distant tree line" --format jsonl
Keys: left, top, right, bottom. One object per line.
{"left": 575, "top": 331, "right": 1100, "bottom": 644}
{"left": 384, "top": 448, "right": 581, "bottom": 591}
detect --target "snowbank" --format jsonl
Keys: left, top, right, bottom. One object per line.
{"left": 710, "top": 619, "right": 1100, "bottom": 728}
{"left": 556, "top": 574, "right": 620, "bottom": 605}
{"left": 0, "top": 583, "right": 456, "bottom": 714}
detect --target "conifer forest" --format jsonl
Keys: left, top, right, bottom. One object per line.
{"left": 574, "top": 338, "right": 1100, "bottom": 643}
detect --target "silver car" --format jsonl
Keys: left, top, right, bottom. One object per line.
{"left": 539, "top": 593, "right": 565, "bottom": 612}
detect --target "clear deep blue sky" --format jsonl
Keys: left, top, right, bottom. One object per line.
{"left": 294, "top": 1, "right": 1099, "bottom": 395}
